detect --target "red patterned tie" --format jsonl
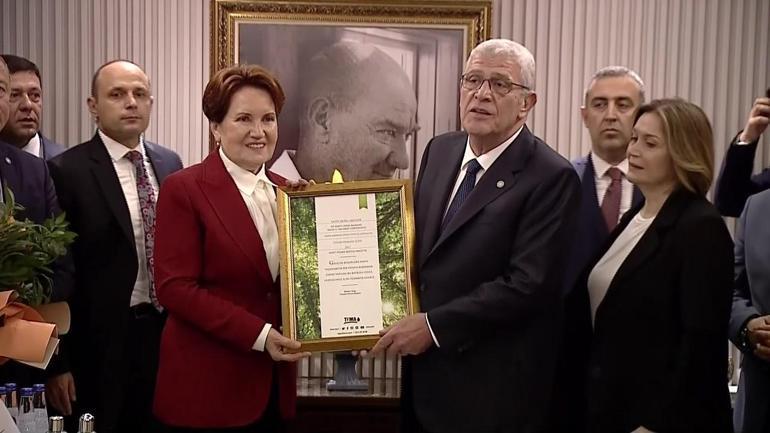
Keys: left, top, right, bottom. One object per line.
{"left": 125, "top": 150, "right": 162, "bottom": 311}
{"left": 601, "top": 167, "right": 623, "bottom": 231}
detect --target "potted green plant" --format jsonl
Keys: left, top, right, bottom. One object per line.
{"left": 0, "top": 187, "right": 76, "bottom": 306}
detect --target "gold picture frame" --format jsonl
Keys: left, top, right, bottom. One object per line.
{"left": 277, "top": 180, "right": 419, "bottom": 352}
{"left": 209, "top": 0, "right": 492, "bottom": 162}
{"left": 211, "top": 0, "right": 492, "bottom": 74}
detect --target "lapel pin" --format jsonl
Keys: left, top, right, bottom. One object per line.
{"left": 4, "top": 157, "right": 10, "bottom": 165}
{"left": 496, "top": 180, "right": 504, "bottom": 188}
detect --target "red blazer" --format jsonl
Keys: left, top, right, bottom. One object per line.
{"left": 152, "top": 150, "right": 296, "bottom": 428}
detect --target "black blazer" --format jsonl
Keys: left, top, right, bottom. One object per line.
{"left": 47, "top": 133, "right": 182, "bottom": 431}
{"left": 574, "top": 188, "right": 734, "bottom": 433}
{"left": 405, "top": 128, "right": 580, "bottom": 433}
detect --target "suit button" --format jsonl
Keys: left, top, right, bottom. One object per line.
{"left": 266, "top": 292, "right": 273, "bottom": 300}
{"left": 420, "top": 283, "right": 426, "bottom": 292}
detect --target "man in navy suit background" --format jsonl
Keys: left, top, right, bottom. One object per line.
{"left": 0, "top": 54, "right": 65, "bottom": 160}
{"left": 370, "top": 39, "right": 580, "bottom": 433}
{"left": 0, "top": 56, "right": 72, "bottom": 298}
{"left": 570, "top": 66, "right": 645, "bottom": 279}
{"left": 552, "top": 66, "right": 645, "bottom": 431}
{"left": 0, "top": 53, "right": 74, "bottom": 389}
{"left": 730, "top": 188, "right": 770, "bottom": 433}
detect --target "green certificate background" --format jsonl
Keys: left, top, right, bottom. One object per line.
{"left": 290, "top": 191, "right": 406, "bottom": 340}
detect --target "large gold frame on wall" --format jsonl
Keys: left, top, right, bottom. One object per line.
{"left": 211, "top": 0, "right": 492, "bottom": 76}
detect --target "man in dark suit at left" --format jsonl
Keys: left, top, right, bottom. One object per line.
{"left": 0, "top": 53, "right": 74, "bottom": 384}
{"left": 0, "top": 54, "right": 65, "bottom": 160}
{"left": 46, "top": 59, "right": 183, "bottom": 433}
{"left": 370, "top": 39, "right": 580, "bottom": 433}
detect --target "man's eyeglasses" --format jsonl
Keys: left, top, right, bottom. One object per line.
{"left": 460, "top": 73, "right": 530, "bottom": 96}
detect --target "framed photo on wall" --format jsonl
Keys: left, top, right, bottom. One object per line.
{"left": 210, "top": 0, "right": 492, "bottom": 181}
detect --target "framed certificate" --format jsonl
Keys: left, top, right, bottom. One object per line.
{"left": 277, "top": 180, "right": 419, "bottom": 352}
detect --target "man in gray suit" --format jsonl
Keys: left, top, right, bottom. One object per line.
{"left": 729, "top": 188, "right": 770, "bottom": 433}
{"left": 0, "top": 54, "right": 65, "bottom": 160}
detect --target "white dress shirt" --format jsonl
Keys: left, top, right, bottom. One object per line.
{"left": 21, "top": 133, "right": 42, "bottom": 158}
{"left": 100, "top": 130, "right": 160, "bottom": 307}
{"left": 587, "top": 211, "right": 655, "bottom": 324}
{"left": 591, "top": 154, "right": 633, "bottom": 224}
{"left": 219, "top": 148, "right": 279, "bottom": 352}
{"left": 427, "top": 126, "right": 524, "bottom": 347}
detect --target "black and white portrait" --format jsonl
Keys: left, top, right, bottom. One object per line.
{"left": 237, "top": 24, "right": 466, "bottom": 182}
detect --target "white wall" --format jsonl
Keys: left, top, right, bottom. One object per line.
{"left": 0, "top": 0, "right": 210, "bottom": 166}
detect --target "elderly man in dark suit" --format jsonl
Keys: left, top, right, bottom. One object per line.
{"left": 370, "top": 39, "right": 580, "bottom": 433}
{"left": 0, "top": 54, "right": 65, "bottom": 160}
{"left": 730, "top": 188, "right": 770, "bottom": 433}
{"left": 46, "top": 59, "right": 183, "bottom": 433}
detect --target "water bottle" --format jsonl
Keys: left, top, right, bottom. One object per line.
{"left": 77, "top": 413, "right": 95, "bottom": 433}
{"left": 17, "top": 387, "right": 34, "bottom": 433}
{"left": 4, "top": 383, "right": 18, "bottom": 420}
{"left": 33, "top": 384, "right": 49, "bottom": 433}
{"left": 48, "top": 415, "right": 66, "bottom": 433}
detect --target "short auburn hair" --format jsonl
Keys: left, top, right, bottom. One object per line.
{"left": 202, "top": 64, "right": 285, "bottom": 123}
{"left": 634, "top": 98, "right": 714, "bottom": 196}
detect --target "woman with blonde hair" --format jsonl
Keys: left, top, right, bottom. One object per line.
{"left": 578, "top": 98, "right": 734, "bottom": 432}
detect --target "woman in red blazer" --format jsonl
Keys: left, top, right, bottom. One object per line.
{"left": 152, "top": 65, "right": 310, "bottom": 432}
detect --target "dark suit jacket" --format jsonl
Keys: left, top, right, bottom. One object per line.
{"left": 568, "top": 154, "right": 643, "bottom": 287}
{"left": 40, "top": 134, "right": 65, "bottom": 160}
{"left": 714, "top": 134, "right": 770, "bottom": 217}
{"left": 0, "top": 140, "right": 74, "bottom": 388}
{"left": 728, "top": 189, "right": 770, "bottom": 433}
{"left": 152, "top": 150, "right": 296, "bottom": 428}
{"left": 576, "top": 188, "right": 734, "bottom": 433}
{"left": 405, "top": 127, "right": 580, "bottom": 433}
{"left": 47, "top": 133, "right": 182, "bottom": 432}
{"left": 0, "top": 140, "right": 73, "bottom": 301}
{"left": 1, "top": 140, "right": 58, "bottom": 221}
{"left": 550, "top": 154, "right": 644, "bottom": 432}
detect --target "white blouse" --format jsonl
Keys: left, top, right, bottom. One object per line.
{"left": 587, "top": 211, "right": 655, "bottom": 324}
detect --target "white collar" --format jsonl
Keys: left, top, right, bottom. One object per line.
{"left": 591, "top": 152, "right": 629, "bottom": 178}
{"left": 219, "top": 147, "right": 275, "bottom": 196}
{"left": 21, "top": 133, "right": 42, "bottom": 158}
{"left": 99, "top": 130, "right": 147, "bottom": 162}
{"left": 269, "top": 149, "right": 301, "bottom": 182}
{"left": 461, "top": 126, "right": 523, "bottom": 171}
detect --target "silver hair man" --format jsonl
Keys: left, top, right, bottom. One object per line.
{"left": 584, "top": 65, "right": 645, "bottom": 105}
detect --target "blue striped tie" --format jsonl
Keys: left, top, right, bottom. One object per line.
{"left": 442, "top": 159, "right": 482, "bottom": 231}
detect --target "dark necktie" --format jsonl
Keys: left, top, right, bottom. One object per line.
{"left": 601, "top": 167, "right": 623, "bottom": 231}
{"left": 125, "top": 150, "right": 163, "bottom": 311}
{"left": 442, "top": 159, "right": 482, "bottom": 231}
